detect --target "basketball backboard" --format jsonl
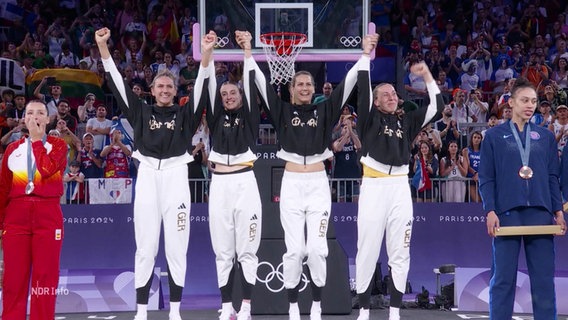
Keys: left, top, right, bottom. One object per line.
{"left": 195, "top": 0, "right": 373, "bottom": 62}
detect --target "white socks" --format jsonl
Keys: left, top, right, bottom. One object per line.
{"left": 169, "top": 301, "right": 181, "bottom": 320}
{"left": 389, "top": 306, "right": 400, "bottom": 320}
{"left": 134, "top": 304, "right": 148, "bottom": 320}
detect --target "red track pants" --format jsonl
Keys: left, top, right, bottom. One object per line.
{"left": 1, "top": 197, "right": 63, "bottom": 320}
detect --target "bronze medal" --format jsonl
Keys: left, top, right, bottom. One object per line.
{"left": 519, "top": 166, "right": 533, "bottom": 179}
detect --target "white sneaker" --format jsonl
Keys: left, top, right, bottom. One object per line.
{"left": 237, "top": 302, "right": 252, "bottom": 320}
{"left": 357, "top": 308, "right": 370, "bottom": 320}
{"left": 169, "top": 315, "right": 182, "bottom": 320}
{"left": 133, "top": 315, "right": 147, "bottom": 320}
{"left": 236, "top": 310, "right": 251, "bottom": 320}
{"left": 218, "top": 305, "right": 237, "bottom": 320}
{"left": 309, "top": 304, "right": 321, "bottom": 320}
{"left": 289, "top": 304, "right": 301, "bottom": 320}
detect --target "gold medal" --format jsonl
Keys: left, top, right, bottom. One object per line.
{"left": 519, "top": 166, "right": 533, "bottom": 179}
{"left": 25, "top": 181, "right": 35, "bottom": 194}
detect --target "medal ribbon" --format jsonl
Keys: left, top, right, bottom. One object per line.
{"left": 27, "top": 136, "right": 47, "bottom": 190}
{"left": 509, "top": 120, "right": 531, "bottom": 169}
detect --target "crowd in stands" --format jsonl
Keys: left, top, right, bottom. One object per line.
{"left": 2, "top": 0, "right": 568, "bottom": 203}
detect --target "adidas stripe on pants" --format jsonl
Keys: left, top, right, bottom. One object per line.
{"left": 356, "top": 175, "right": 413, "bottom": 295}
{"left": 280, "top": 170, "right": 331, "bottom": 289}
{"left": 134, "top": 163, "right": 191, "bottom": 289}
{"left": 209, "top": 170, "right": 262, "bottom": 287}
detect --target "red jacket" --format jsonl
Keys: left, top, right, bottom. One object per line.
{"left": 0, "top": 136, "right": 67, "bottom": 229}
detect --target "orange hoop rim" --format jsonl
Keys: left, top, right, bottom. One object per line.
{"left": 259, "top": 32, "right": 308, "bottom": 47}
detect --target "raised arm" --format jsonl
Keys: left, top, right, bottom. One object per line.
{"left": 326, "top": 33, "right": 378, "bottom": 121}
{"left": 197, "top": 31, "right": 217, "bottom": 115}
{"left": 409, "top": 61, "right": 443, "bottom": 127}
{"left": 95, "top": 27, "right": 130, "bottom": 109}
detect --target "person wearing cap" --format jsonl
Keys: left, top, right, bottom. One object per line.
{"left": 96, "top": 27, "right": 206, "bottom": 320}
{"left": 355, "top": 61, "right": 444, "bottom": 320}
{"left": 0, "top": 100, "right": 67, "bottom": 320}
{"left": 5, "top": 93, "right": 26, "bottom": 129}
{"left": 481, "top": 113, "right": 499, "bottom": 138}
{"left": 63, "top": 159, "right": 85, "bottom": 204}
{"left": 531, "top": 100, "right": 553, "bottom": 127}
{"left": 78, "top": 132, "right": 103, "bottom": 179}
{"left": 479, "top": 77, "right": 566, "bottom": 320}
{"left": 33, "top": 76, "right": 65, "bottom": 118}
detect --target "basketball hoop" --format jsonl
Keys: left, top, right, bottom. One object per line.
{"left": 260, "top": 32, "right": 307, "bottom": 85}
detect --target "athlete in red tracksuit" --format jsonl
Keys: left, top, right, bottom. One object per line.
{"left": 0, "top": 100, "right": 67, "bottom": 320}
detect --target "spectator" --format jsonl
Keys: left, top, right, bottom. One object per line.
{"left": 47, "top": 100, "right": 78, "bottom": 134}
{"left": 411, "top": 140, "right": 439, "bottom": 202}
{"left": 521, "top": 52, "right": 549, "bottom": 89}
{"left": 0, "top": 119, "right": 27, "bottom": 147}
{"left": 77, "top": 93, "right": 97, "bottom": 123}
{"left": 79, "top": 44, "right": 102, "bottom": 72}
{"left": 157, "top": 52, "right": 180, "bottom": 85}
{"left": 332, "top": 114, "right": 361, "bottom": 202}
{"left": 549, "top": 104, "right": 568, "bottom": 154}
{"left": 531, "top": 101, "right": 553, "bottom": 127}
{"left": 441, "top": 44, "right": 463, "bottom": 85}
{"left": 404, "top": 59, "right": 429, "bottom": 106}
{"left": 459, "top": 59, "right": 481, "bottom": 92}
{"left": 44, "top": 17, "right": 71, "bottom": 59}
{"left": 179, "top": 55, "right": 198, "bottom": 95}
{"left": 101, "top": 128, "right": 132, "bottom": 178}
{"left": 33, "top": 77, "right": 65, "bottom": 118}
{"left": 540, "top": 80, "right": 567, "bottom": 112}
{"left": 54, "top": 118, "right": 82, "bottom": 170}
{"left": 436, "top": 70, "right": 454, "bottom": 104}
{"left": 493, "top": 78, "right": 516, "bottom": 118}
{"left": 78, "top": 132, "right": 103, "bottom": 179}
{"left": 123, "top": 34, "right": 147, "bottom": 67}
{"left": 86, "top": 105, "right": 113, "bottom": 150}
{"left": 63, "top": 160, "right": 85, "bottom": 204}
{"left": 440, "top": 140, "right": 468, "bottom": 202}
{"left": 5, "top": 93, "right": 25, "bottom": 131}
{"left": 462, "top": 131, "right": 483, "bottom": 202}
{"left": 54, "top": 41, "right": 80, "bottom": 68}
{"left": 491, "top": 58, "right": 517, "bottom": 96}
{"left": 551, "top": 57, "right": 568, "bottom": 90}
{"left": 468, "top": 88, "right": 489, "bottom": 123}
{"left": 436, "top": 105, "right": 460, "bottom": 154}
{"left": 482, "top": 113, "right": 499, "bottom": 137}
{"left": 188, "top": 137, "right": 208, "bottom": 203}
{"left": 313, "top": 82, "right": 334, "bottom": 104}
{"left": 149, "top": 49, "right": 164, "bottom": 74}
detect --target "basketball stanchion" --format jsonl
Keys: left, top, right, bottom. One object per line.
{"left": 495, "top": 225, "right": 563, "bottom": 236}
{"left": 259, "top": 32, "right": 307, "bottom": 85}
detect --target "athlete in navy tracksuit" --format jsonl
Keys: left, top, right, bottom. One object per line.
{"left": 246, "top": 30, "right": 379, "bottom": 320}
{"left": 96, "top": 27, "right": 205, "bottom": 320}
{"left": 479, "top": 77, "right": 566, "bottom": 320}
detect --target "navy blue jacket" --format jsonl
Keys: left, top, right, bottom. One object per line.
{"left": 479, "top": 120, "right": 562, "bottom": 215}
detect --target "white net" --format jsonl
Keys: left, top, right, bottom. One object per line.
{"left": 260, "top": 33, "right": 307, "bottom": 86}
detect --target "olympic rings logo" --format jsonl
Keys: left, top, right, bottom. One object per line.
{"left": 216, "top": 37, "right": 230, "bottom": 48}
{"left": 340, "top": 36, "right": 362, "bottom": 48}
{"left": 256, "top": 261, "right": 310, "bottom": 293}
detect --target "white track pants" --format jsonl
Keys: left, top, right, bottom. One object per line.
{"left": 134, "top": 163, "right": 191, "bottom": 288}
{"left": 280, "top": 170, "right": 331, "bottom": 288}
{"left": 209, "top": 170, "right": 262, "bottom": 287}
{"left": 356, "top": 176, "right": 413, "bottom": 294}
